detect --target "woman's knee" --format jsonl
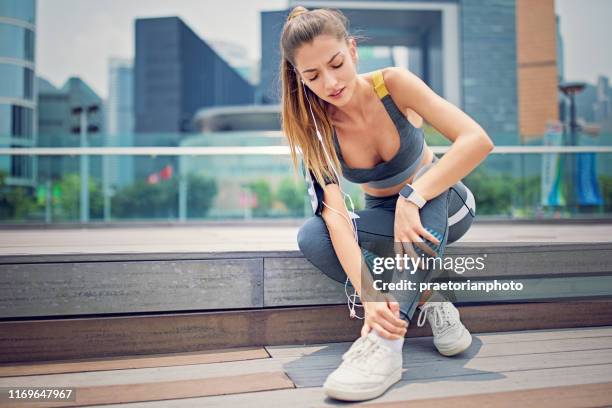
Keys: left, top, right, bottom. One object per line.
{"left": 297, "top": 216, "right": 348, "bottom": 284}
{"left": 297, "top": 216, "right": 329, "bottom": 258}
{"left": 447, "top": 184, "right": 476, "bottom": 243}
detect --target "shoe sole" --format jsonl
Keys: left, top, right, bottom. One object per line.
{"left": 323, "top": 368, "right": 402, "bottom": 401}
{"left": 436, "top": 327, "right": 472, "bottom": 356}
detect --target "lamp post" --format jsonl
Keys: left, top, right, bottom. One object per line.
{"left": 71, "top": 104, "right": 99, "bottom": 223}
{"left": 559, "top": 82, "right": 586, "bottom": 214}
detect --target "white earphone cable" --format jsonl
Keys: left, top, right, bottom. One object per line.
{"left": 303, "top": 80, "right": 364, "bottom": 319}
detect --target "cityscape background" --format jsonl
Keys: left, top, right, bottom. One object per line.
{"left": 1, "top": 0, "right": 611, "bottom": 223}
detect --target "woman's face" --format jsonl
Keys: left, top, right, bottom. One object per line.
{"left": 293, "top": 34, "right": 358, "bottom": 107}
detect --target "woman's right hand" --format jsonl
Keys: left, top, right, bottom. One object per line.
{"left": 363, "top": 295, "right": 408, "bottom": 340}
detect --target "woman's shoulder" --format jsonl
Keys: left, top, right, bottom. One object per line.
{"left": 359, "top": 67, "right": 411, "bottom": 98}
{"left": 359, "top": 66, "right": 401, "bottom": 83}
{"left": 375, "top": 67, "right": 420, "bottom": 113}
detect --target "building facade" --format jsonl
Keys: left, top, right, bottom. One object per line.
{"left": 134, "top": 16, "right": 255, "bottom": 136}
{"left": 133, "top": 16, "right": 256, "bottom": 182}
{"left": 260, "top": 0, "right": 563, "bottom": 145}
{"left": 37, "top": 77, "right": 104, "bottom": 182}
{"left": 0, "top": 0, "right": 36, "bottom": 186}
{"left": 106, "top": 58, "right": 134, "bottom": 189}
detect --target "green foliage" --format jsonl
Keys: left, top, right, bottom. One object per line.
{"left": 54, "top": 173, "right": 104, "bottom": 220}
{"left": 245, "top": 179, "right": 273, "bottom": 216}
{"left": 185, "top": 173, "right": 218, "bottom": 218}
{"left": 276, "top": 177, "right": 306, "bottom": 216}
{"left": 463, "top": 167, "right": 513, "bottom": 215}
{"left": 111, "top": 172, "right": 217, "bottom": 219}
{"left": 601, "top": 175, "right": 612, "bottom": 212}
{"left": 0, "top": 170, "right": 38, "bottom": 220}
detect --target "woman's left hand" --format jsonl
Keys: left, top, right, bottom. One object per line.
{"left": 394, "top": 198, "right": 440, "bottom": 270}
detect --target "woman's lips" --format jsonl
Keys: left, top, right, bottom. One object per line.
{"left": 329, "top": 87, "right": 345, "bottom": 98}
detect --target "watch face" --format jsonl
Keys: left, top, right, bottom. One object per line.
{"left": 400, "top": 184, "right": 414, "bottom": 198}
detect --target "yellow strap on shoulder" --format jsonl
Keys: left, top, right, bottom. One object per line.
{"left": 372, "top": 69, "right": 389, "bottom": 99}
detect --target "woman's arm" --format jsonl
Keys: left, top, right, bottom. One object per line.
{"left": 384, "top": 67, "right": 495, "bottom": 200}
{"left": 320, "top": 183, "right": 407, "bottom": 339}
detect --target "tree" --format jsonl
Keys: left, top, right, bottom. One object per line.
{"left": 54, "top": 173, "right": 104, "bottom": 220}
{"left": 185, "top": 173, "right": 218, "bottom": 218}
{"left": 0, "top": 170, "right": 38, "bottom": 221}
{"left": 277, "top": 177, "right": 306, "bottom": 216}
{"left": 246, "top": 179, "right": 273, "bottom": 217}
{"left": 111, "top": 172, "right": 217, "bottom": 219}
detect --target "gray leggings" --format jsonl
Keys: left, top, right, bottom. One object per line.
{"left": 297, "top": 155, "right": 476, "bottom": 322}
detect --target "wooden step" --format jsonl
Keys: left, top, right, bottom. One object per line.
{"left": 1, "top": 300, "right": 611, "bottom": 363}
{"left": 1, "top": 243, "right": 611, "bottom": 319}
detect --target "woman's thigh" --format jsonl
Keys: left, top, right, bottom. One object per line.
{"left": 297, "top": 179, "right": 476, "bottom": 281}
{"left": 296, "top": 207, "right": 395, "bottom": 284}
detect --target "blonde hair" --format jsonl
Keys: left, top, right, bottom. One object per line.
{"left": 279, "top": 6, "right": 354, "bottom": 186}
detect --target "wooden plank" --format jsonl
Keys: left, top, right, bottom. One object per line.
{"left": 1, "top": 243, "right": 610, "bottom": 264}
{"left": 361, "top": 381, "right": 612, "bottom": 408}
{"left": 264, "top": 262, "right": 612, "bottom": 306}
{"left": 0, "top": 259, "right": 263, "bottom": 318}
{"left": 1, "top": 301, "right": 611, "bottom": 363}
{"left": 279, "top": 344, "right": 612, "bottom": 388}
{"left": 90, "top": 364, "right": 612, "bottom": 408}
{"left": 0, "top": 305, "right": 362, "bottom": 363}
{"left": 263, "top": 257, "right": 346, "bottom": 306}
{"left": 1, "top": 244, "right": 610, "bottom": 318}
{"left": 264, "top": 247, "right": 612, "bottom": 306}
{"left": 0, "top": 347, "right": 269, "bottom": 378}
{"left": 0, "top": 250, "right": 303, "bottom": 265}
{"left": 265, "top": 327, "right": 612, "bottom": 359}
{"left": 0, "top": 371, "right": 294, "bottom": 408}
{"left": 473, "top": 326, "right": 612, "bottom": 343}
{"left": 448, "top": 245, "right": 612, "bottom": 278}
{"left": 2, "top": 336, "right": 611, "bottom": 389}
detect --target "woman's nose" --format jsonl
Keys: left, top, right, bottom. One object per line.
{"left": 323, "top": 73, "right": 339, "bottom": 92}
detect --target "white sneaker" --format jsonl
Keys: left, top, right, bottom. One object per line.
{"left": 323, "top": 332, "right": 402, "bottom": 401}
{"left": 417, "top": 297, "right": 472, "bottom": 356}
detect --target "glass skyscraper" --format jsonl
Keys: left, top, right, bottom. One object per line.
{"left": 0, "top": 0, "right": 36, "bottom": 186}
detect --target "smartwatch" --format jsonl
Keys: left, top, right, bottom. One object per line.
{"left": 399, "top": 184, "right": 426, "bottom": 209}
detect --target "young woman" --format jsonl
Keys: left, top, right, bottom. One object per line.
{"left": 280, "top": 6, "right": 494, "bottom": 401}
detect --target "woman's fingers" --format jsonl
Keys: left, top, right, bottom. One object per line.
{"left": 375, "top": 306, "right": 407, "bottom": 332}
{"left": 370, "top": 322, "right": 404, "bottom": 340}
{"left": 361, "top": 321, "right": 372, "bottom": 337}
{"left": 420, "top": 227, "right": 440, "bottom": 245}
{"left": 413, "top": 240, "right": 436, "bottom": 258}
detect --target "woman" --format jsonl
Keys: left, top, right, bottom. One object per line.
{"left": 280, "top": 6, "right": 494, "bottom": 401}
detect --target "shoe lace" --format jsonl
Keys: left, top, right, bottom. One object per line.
{"left": 342, "top": 336, "right": 368, "bottom": 361}
{"left": 346, "top": 340, "right": 386, "bottom": 371}
{"left": 417, "top": 302, "right": 453, "bottom": 334}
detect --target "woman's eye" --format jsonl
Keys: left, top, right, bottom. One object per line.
{"left": 308, "top": 63, "right": 343, "bottom": 81}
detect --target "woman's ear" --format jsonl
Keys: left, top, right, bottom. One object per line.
{"left": 349, "top": 38, "right": 358, "bottom": 64}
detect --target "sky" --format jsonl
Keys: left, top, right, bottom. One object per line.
{"left": 36, "top": 0, "right": 612, "bottom": 100}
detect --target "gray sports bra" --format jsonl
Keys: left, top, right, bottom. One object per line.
{"left": 332, "top": 69, "right": 425, "bottom": 189}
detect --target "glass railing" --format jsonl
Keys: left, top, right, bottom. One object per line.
{"left": 1, "top": 132, "right": 611, "bottom": 224}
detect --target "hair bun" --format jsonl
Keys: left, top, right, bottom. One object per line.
{"left": 287, "top": 6, "right": 308, "bottom": 22}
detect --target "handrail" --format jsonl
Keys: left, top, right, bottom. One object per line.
{"left": 2, "top": 145, "right": 612, "bottom": 156}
